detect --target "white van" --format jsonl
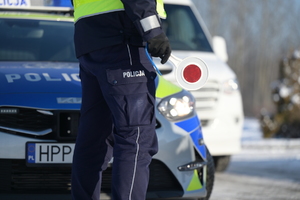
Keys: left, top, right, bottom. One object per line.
{"left": 157, "top": 0, "right": 244, "bottom": 171}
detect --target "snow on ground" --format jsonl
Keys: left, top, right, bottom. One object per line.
{"left": 235, "top": 117, "right": 300, "bottom": 163}
{"left": 242, "top": 117, "right": 264, "bottom": 141}
{"left": 241, "top": 117, "right": 300, "bottom": 150}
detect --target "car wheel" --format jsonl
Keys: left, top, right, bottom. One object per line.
{"left": 213, "top": 155, "right": 231, "bottom": 172}
{"left": 197, "top": 148, "right": 215, "bottom": 200}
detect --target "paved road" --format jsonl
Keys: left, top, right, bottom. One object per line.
{"left": 209, "top": 139, "right": 300, "bottom": 200}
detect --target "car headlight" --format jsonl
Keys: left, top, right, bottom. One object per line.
{"left": 157, "top": 90, "right": 195, "bottom": 121}
{"left": 222, "top": 78, "right": 239, "bottom": 94}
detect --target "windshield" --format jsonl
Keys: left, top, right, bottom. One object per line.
{"left": 0, "top": 18, "right": 77, "bottom": 62}
{"left": 0, "top": 5, "right": 212, "bottom": 62}
{"left": 163, "top": 4, "right": 213, "bottom": 52}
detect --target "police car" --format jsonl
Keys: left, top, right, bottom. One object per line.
{"left": 0, "top": 2, "right": 214, "bottom": 200}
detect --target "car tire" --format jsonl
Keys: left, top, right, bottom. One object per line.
{"left": 213, "top": 155, "right": 231, "bottom": 172}
{"left": 197, "top": 148, "right": 215, "bottom": 200}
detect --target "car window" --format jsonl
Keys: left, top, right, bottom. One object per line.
{"left": 0, "top": 18, "right": 77, "bottom": 62}
{"left": 163, "top": 4, "right": 213, "bottom": 52}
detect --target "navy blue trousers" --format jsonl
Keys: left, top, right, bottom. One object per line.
{"left": 71, "top": 44, "right": 158, "bottom": 200}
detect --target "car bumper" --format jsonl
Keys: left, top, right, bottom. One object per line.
{"left": 0, "top": 115, "right": 207, "bottom": 198}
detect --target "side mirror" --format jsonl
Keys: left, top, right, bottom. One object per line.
{"left": 212, "top": 36, "right": 228, "bottom": 63}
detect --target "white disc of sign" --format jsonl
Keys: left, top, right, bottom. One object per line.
{"left": 168, "top": 54, "right": 209, "bottom": 90}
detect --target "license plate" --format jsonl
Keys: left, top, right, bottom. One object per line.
{"left": 26, "top": 142, "right": 75, "bottom": 165}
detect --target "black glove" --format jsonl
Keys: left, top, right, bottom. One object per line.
{"left": 147, "top": 33, "right": 171, "bottom": 64}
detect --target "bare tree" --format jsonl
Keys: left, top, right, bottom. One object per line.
{"left": 193, "top": 0, "right": 300, "bottom": 117}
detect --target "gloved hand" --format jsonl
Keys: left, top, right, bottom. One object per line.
{"left": 147, "top": 33, "right": 171, "bottom": 64}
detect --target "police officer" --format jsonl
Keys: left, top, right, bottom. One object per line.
{"left": 71, "top": 0, "right": 171, "bottom": 199}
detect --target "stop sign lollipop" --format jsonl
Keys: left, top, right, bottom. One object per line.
{"left": 145, "top": 46, "right": 208, "bottom": 90}
{"left": 168, "top": 54, "right": 209, "bottom": 90}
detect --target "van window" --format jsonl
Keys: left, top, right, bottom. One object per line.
{"left": 163, "top": 4, "right": 213, "bottom": 52}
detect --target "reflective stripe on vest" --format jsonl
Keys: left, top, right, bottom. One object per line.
{"left": 73, "top": 0, "right": 166, "bottom": 23}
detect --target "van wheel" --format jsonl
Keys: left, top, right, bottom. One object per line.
{"left": 197, "top": 148, "right": 215, "bottom": 200}
{"left": 213, "top": 155, "right": 231, "bottom": 172}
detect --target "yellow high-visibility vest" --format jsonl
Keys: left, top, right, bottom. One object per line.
{"left": 73, "top": 0, "right": 166, "bottom": 23}
{"left": 156, "top": 0, "right": 166, "bottom": 19}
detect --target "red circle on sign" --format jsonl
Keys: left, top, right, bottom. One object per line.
{"left": 183, "top": 64, "right": 202, "bottom": 83}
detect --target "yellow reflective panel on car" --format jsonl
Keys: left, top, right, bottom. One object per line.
{"left": 187, "top": 170, "right": 202, "bottom": 191}
{"left": 156, "top": 75, "right": 182, "bottom": 98}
